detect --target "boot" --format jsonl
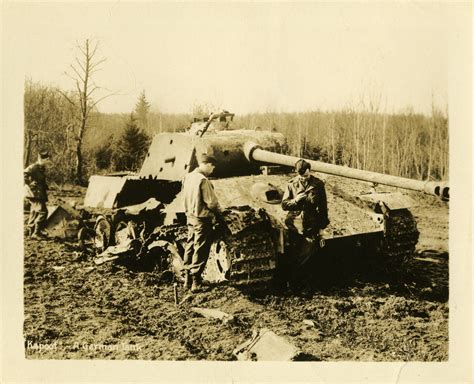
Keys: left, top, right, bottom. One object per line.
{"left": 33, "top": 224, "right": 48, "bottom": 239}
{"left": 32, "top": 230, "right": 48, "bottom": 239}
{"left": 183, "top": 272, "right": 192, "bottom": 290}
{"left": 30, "top": 232, "right": 45, "bottom": 240}
{"left": 190, "top": 276, "right": 201, "bottom": 293}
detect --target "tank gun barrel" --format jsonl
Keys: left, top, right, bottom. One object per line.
{"left": 244, "top": 142, "right": 449, "bottom": 200}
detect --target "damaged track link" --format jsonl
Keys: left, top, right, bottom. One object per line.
{"left": 204, "top": 227, "right": 277, "bottom": 285}
{"left": 381, "top": 209, "right": 420, "bottom": 268}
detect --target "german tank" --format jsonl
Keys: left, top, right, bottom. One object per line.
{"left": 82, "top": 111, "right": 449, "bottom": 285}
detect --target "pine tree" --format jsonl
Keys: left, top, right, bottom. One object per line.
{"left": 94, "top": 140, "right": 113, "bottom": 170}
{"left": 134, "top": 90, "right": 151, "bottom": 131}
{"left": 113, "top": 114, "right": 150, "bottom": 171}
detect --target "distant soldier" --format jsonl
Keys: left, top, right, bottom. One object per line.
{"left": 281, "top": 159, "right": 329, "bottom": 283}
{"left": 182, "top": 154, "right": 221, "bottom": 292}
{"left": 24, "top": 150, "right": 51, "bottom": 239}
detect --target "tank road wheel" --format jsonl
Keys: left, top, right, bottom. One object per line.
{"left": 202, "top": 240, "right": 232, "bottom": 283}
{"left": 77, "top": 226, "right": 95, "bottom": 249}
{"left": 144, "top": 224, "right": 189, "bottom": 279}
{"left": 202, "top": 228, "right": 277, "bottom": 286}
{"left": 94, "top": 216, "right": 112, "bottom": 253}
{"left": 147, "top": 239, "right": 185, "bottom": 280}
{"left": 114, "top": 220, "right": 137, "bottom": 245}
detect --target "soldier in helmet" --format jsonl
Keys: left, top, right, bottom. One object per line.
{"left": 281, "top": 159, "right": 329, "bottom": 283}
{"left": 182, "top": 153, "right": 222, "bottom": 292}
{"left": 24, "top": 150, "right": 51, "bottom": 239}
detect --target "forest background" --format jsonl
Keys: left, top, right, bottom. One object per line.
{"left": 24, "top": 77, "right": 448, "bottom": 186}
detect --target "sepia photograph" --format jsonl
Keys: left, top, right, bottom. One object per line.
{"left": 1, "top": 1, "right": 472, "bottom": 383}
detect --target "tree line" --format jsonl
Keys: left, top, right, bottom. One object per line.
{"left": 233, "top": 107, "right": 448, "bottom": 181}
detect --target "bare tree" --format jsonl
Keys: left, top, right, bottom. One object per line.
{"left": 60, "top": 39, "right": 112, "bottom": 184}
{"left": 24, "top": 79, "right": 77, "bottom": 181}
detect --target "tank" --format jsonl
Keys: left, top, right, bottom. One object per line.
{"left": 82, "top": 111, "right": 449, "bottom": 285}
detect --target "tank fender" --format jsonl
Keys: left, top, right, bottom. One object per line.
{"left": 358, "top": 192, "right": 416, "bottom": 212}
{"left": 84, "top": 175, "right": 130, "bottom": 208}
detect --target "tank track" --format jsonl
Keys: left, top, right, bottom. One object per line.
{"left": 149, "top": 224, "right": 188, "bottom": 244}
{"left": 208, "top": 206, "right": 277, "bottom": 285}
{"left": 381, "top": 209, "right": 419, "bottom": 268}
{"left": 149, "top": 207, "right": 278, "bottom": 285}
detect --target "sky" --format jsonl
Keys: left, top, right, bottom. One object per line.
{"left": 4, "top": 2, "right": 450, "bottom": 115}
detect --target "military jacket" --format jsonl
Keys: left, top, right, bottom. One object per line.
{"left": 182, "top": 169, "right": 220, "bottom": 220}
{"left": 281, "top": 174, "right": 329, "bottom": 236}
{"left": 24, "top": 162, "right": 48, "bottom": 201}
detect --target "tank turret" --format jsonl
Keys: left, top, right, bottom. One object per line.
{"left": 139, "top": 127, "right": 286, "bottom": 180}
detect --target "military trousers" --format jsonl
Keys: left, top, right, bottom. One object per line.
{"left": 27, "top": 200, "right": 48, "bottom": 235}
{"left": 285, "top": 230, "right": 319, "bottom": 282}
{"left": 183, "top": 216, "right": 213, "bottom": 277}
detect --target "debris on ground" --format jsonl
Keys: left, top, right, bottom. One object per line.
{"left": 44, "top": 203, "right": 82, "bottom": 239}
{"left": 173, "top": 283, "right": 179, "bottom": 305}
{"left": 302, "top": 319, "right": 315, "bottom": 327}
{"left": 93, "top": 239, "right": 139, "bottom": 265}
{"left": 179, "top": 294, "right": 193, "bottom": 306}
{"left": 94, "top": 255, "right": 119, "bottom": 265}
{"left": 233, "top": 328, "right": 301, "bottom": 361}
{"left": 191, "top": 307, "right": 235, "bottom": 324}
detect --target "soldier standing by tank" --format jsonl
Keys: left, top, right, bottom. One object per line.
{"left": 24, "top": 150, "right": 51, "bottom": 239}
{"left": 182, "top": 154, "right": 221, "bottom": 293}
{"left": 281, "top": 159, "right": 329, "bottom": 283}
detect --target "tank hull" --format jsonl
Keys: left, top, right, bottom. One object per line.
{"left": 161, "top": 172, "right": 419, "bottom": 285}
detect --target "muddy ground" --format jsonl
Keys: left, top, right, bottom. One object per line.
{"left": 23, "top": 187, "right": 449, "bottom": 361}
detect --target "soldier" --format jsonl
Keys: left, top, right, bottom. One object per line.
{"left": 24, "top": 150, "right": 51, "bottom": 239}
{"left": 182, "top": 154, "right": 221, "bottom": 292}
{"left": 281, "top": 159, "right": 329, "bottom": 283}
{"left": 282, "top": 159, "right": 329, "bottom": 237}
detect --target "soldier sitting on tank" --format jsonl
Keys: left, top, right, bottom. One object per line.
{"left": 24, "top": 150, "right": 51, "bottom": 239}
{"left": 281, "top": 159, "right": 329, "bottom": 283}
{"left": 182, "top": 154, "right": 222, "bottom": 293}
